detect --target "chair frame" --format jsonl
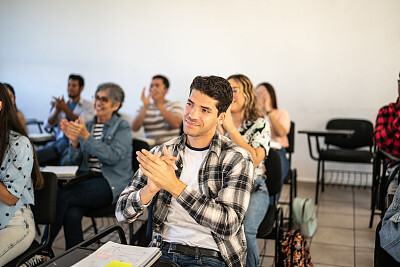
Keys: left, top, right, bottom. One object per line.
{"left": 257, "top": 148, "right": 284, "bottom": 265}
{"left": 6, "top": 172, "right": 58, "bottom": 267}
{"left": 278, "top": 121, "right": 297, "bottom": 230}
{"left": 305, "top": 118, "right": 374, "bottom": 204}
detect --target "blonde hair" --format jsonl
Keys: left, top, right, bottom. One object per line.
{"left": 227, "top": 74, "right": 262, "bottom": 122}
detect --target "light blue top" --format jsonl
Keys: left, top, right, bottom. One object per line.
{"left": 64, "top": 114, "right": 133, "bottom": 203}
{"left": 0, "top": 131, "right": 34, "bottom": 229}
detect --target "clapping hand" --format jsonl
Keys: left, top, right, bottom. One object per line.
{"left": 60, "top": 117, "right": 90, "bottom": 148}
{"left": 137, "top": 145, "right": 183, "bottom": 197}
{"left": 141, "top": 87, "right": 150, "bottom": 108}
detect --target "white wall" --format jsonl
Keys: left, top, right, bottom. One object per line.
{"left": 1, "top": 0, "right": 400, "bottom": 181}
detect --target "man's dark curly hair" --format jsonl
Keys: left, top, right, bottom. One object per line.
{"left": 189, "top": 76, "right": 233, "bottom": 115}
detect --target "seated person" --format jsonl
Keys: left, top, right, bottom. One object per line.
{"left": 37, "top": 74, "right": 93, "bottom": 166}
{"left": 0, "top": 84, "right": 44, "bottom": 266}
{"left": 219, "top": 74, "right": 271, "bottom": 267}
{"left": 4, "top": 83, "right": 26, "bottom": 130}
{"left": 374, "top": 72, "right": 400, "bottom": 155}
{"left": 131, "top": 75, "right": 183, "bottom": 145}
{"left": 116, "top": 76, "right": 254, "bottom": 267}
{"left": 256, "top": 82, "right": 290, "bottom": 201}
{"left": 45, "top": 82, "right": 132, "bottom": 249}
{"left": 379, "top": 184, "right": 400, "bottom": 264}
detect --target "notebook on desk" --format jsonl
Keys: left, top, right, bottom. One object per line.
{"left": 41, "top": 166, "right": 79, "bottom": 180}
{"left": 72, "top": 241, "right": 161, "bottom": 267}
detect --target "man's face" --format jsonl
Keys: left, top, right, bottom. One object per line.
{"left": 183, "top": 89, "right": 225, "bottom": 140}
{"left": 68, "top": 79, "right": 83, "bottom": 99}
{"left": 149, "top": 78, "right": 168, "bottom": 100}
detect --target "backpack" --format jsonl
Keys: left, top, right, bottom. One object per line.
{"left": 292, "top": 197, "right": 317, "bottom": 237}
{"left": 277, "top": 230, "right": 313, "bottom": 267}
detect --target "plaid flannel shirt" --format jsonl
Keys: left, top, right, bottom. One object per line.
{"left": 374, "top": 98, "right": 400, "bottom": 154}
{"left": 115, "top": 131, "right": 254, "bottom": 267}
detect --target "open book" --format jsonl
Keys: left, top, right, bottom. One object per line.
{"left": 41, "top": 166, "right": 79, "bottom": 180}
{"left": 72, "top": 241, "right": 161, "bottom": 267}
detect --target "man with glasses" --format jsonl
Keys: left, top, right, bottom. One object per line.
{"left": 131, "top": 75, "right": 183, "bottom": 145}
{"left": 37, "top": 74, "right": 93, "bottom": 166}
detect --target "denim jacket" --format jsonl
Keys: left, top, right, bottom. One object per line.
{"left": 64, "top": 114, "right": 133, "bottom": 203}
{"left": 380, "top": 182, "right": 400, "bottom": 262}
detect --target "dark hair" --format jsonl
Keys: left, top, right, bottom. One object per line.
{"left": 152, "top": 75, "right": 169, "bottom": 89}
{"left": 68, "top": 74, "right": 84, "bottom": 87}
{"left": 3, "top": 83, "right": 18, "bottom": 111}
{"left": 228, "top": 74, "right": 263, "bottom": 122}
{"left": 96, "top": 82, "right": 125, "bottom": 115}
{"left": 257, "top": 82, "right": 278, "bottom": 109}
{"left": 190, "top": 76, "right": 233, "bottom": 115}
{"left": 0, "top": 83, "right": 43, "bottom": 189}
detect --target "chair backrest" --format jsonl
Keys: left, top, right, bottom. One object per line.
{"left": 132, "top": 138, "right": 150, "bottom": 173}
{"left": 264, "top": 149, "right": 282, "bottom": 197}
{"left": 325, "top": 118, "right": 373, "bottom": 149}
{"left": 32, "top": 172, "right": 58, "bottom": 225}
{"left": 286, "top": 121, "right": 295, "bottom": 154}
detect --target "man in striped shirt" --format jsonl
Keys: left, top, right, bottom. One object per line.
{"left": 132, "top": 75, "right": 183, "bottom": 145}
{"left": 117, "top": 76, "right": 254, "bottom": 266}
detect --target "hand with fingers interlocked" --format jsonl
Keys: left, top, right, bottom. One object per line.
{"left": 137, "top": 145, "right": 186, "bottom": 200}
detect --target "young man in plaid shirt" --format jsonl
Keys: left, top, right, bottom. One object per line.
{"left": 374, "top": 72, "right": 400, "bottom": 154}
{"left": 116, "top": 76, "right": 254, "bottom": 266}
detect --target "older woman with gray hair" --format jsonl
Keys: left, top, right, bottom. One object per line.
{"left": 46, "top": 82, "right": 133, "bottom": 249}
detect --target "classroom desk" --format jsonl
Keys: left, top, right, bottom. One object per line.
{"left": 43, "top": 225, "right": 127, "bottom": 266}
{"left": 298, "top": 129, "right": 355, "bottom": 204}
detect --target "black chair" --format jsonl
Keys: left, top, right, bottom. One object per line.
{"left": 84, "top": 138, "right": 150, "bottom": 243}
{"left": 6, "top": 172, "right": 58, "bottom": 267}
{"left": 314, "top": 118, "right": 374, "bottom": 204}
{"left": 26, "top": 118, "right": 46, "bottom": 133}
{"left": 278, "top": 121, "right": 297, "bottom": 230}
{"left": 257, "top": 148, "right": 284, "bottom": 265}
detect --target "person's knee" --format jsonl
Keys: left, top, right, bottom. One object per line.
{"left": 64, "top": 207, "right": 85, "bottom": 226}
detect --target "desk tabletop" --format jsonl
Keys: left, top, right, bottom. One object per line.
{"left": 298, "top": 129, "right": 355, "bottom": 137}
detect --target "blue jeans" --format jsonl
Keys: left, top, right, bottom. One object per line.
{"left": 37, "top": 137, "right": 69, "bottom": 166}
{"left": 244, "top": 178, "right": 270, "bottom": 267}
{"left": 380, "top": 180, "right": 400, "bottom": 262}
{"left": 270, "top": 147, "right": 290, "bottom": 204}
{"left": 159, "top": 243, "right": 226, "bottom": 267}
{"left": 45, "top": 177, "right": 112, "bottom": 249}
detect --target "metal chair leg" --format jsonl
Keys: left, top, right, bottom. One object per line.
{"left": 315, "top": 159, "right": 321, "bottom": 204}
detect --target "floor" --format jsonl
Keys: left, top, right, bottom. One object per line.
{"left": 42, "top": 181, "right": 380, "bottom": 266}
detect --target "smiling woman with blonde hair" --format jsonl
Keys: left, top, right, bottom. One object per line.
{"left": 218, "top": 74, "right": 271, "bottom": 267}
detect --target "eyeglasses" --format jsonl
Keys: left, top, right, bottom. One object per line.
{"left": 93, "top": 95, "right": 109, "bottom": 103}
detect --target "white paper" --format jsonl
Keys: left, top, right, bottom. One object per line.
{"left": 41, "top": 165, "right": 79, "bottom": 178}
{"left": 72, "top": 241, "right": 161, "bottom": 267}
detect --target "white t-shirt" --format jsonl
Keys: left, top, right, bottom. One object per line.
{"left": 162, "top": 144, "right": 219, "bottom": 251}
